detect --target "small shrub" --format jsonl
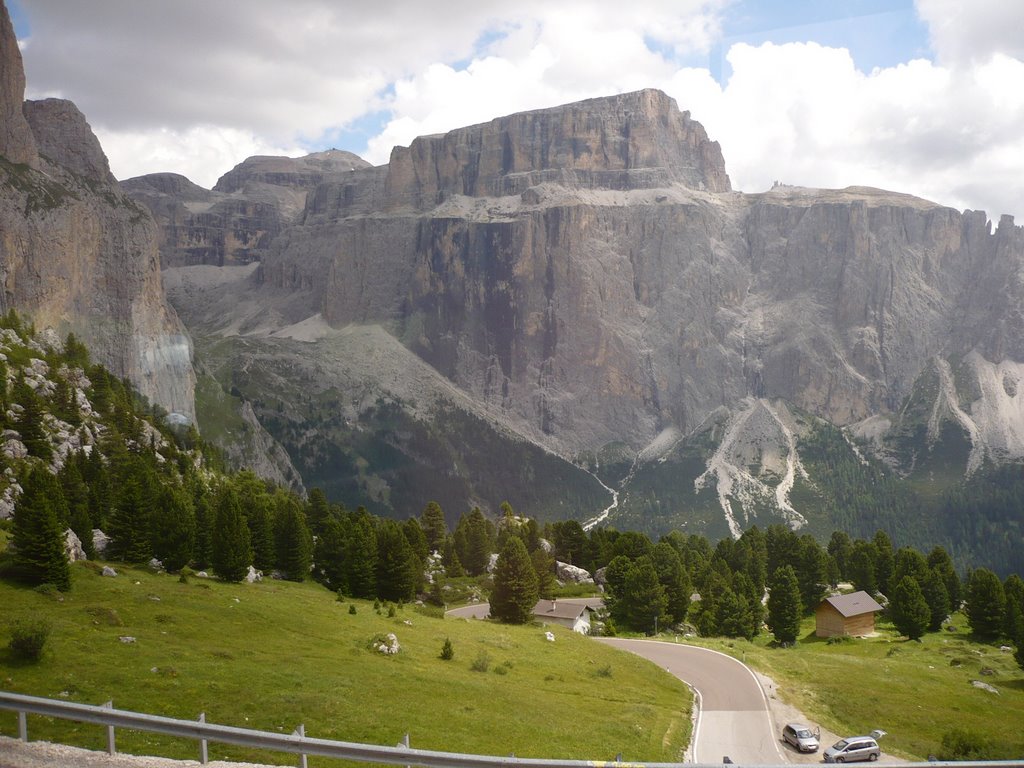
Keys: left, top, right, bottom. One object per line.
{"left": 827, "top": 635, "right": 853, "bottom": 645}
{"left": 34, "top": 583, "right": 60, "bottom": 600}
{"left": 493, "top": 665, "right": 508, "bottom": 675}
{"left": 595, "top": 663, "right": 613, "bottom": 678}
{"left": 440, "top": 637, "right": 454, "bottom": 661}
{"left": 335, "top": 591, "right": 346, "bottom": 603}
{"left": 470, "top": 649, "right": 491, "bottom": 673}
{"left": 348, "top": 604, "right": 357, "bottom": 615}
{"left": 939, "top": 728, "right": 1002, "bottom": 760}
{"left": 387, "top": 604, "right": 397, "bottom": 618}
{"left": 9, "top": 619, "right": 50, "bottom": 662}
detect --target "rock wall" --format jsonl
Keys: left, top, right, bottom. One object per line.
{"left": 0, "top": 1, "right": 35, "bottom": 167}
{"left": 0, "top": 0, "right": 194, "bottom": 421}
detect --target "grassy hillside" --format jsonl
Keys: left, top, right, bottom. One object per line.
{"left": 0, "top": 557, "right": 692, "bottom": 766}
{"left": 689, "top": 614, "right": 1024, "bottom": 760}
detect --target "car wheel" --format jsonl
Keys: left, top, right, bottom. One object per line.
{"left": 869, "top": 754, "right": 878, "bottom": 762}
{"left": 835, "top": 758, "right": 844, "bottom": 763}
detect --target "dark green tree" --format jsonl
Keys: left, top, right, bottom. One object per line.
{"left": 150, "top": 485, "right": 195, "bottom": 572}
{"left": 767, "top": 565, "right": 802, "bottom": 644}
{"left": 1002, "top": 574, "right": 1024, "bottom": 642}
{"left": 848, "top": 540, "right": 878, "bottom": 595}
{"left": 106, "top": 473, "right": 155, "bottom": 564}
{"left": 304, "top": 488, "right": 332, "bottom": 538}
{"left": 490, "top": 536, "right": 540, "bottom": 624}
{"left": 235, "top": 472, "right": 276, "bottom": 573}
{"left": 12, "top": 374, "right": 51, "bottom": 461}
{"left": 12, "top": 467, "right": 71, "bottom": 591}
{"left": 620, "top": 558, "right": 668, "bottom": 634}
{"left": 551, "top": 519, "right": 588, "bottom": 566}
{"left": 211, "top": 486, "right": 252, "bottom": 582}
{"left": 872, "top": 530, "right": 895, "bottom": 596}
{"left": 440, "top": 535, "right": 464, "bottom": 577}
{"left": 58, "top": 459, "right": 94, "bottom": 560}
{"left": 313, "top": 512, "right": 348, "bottom": 592}
{"left": 420, "top": 501, "right": 448, "bottom": 553}
{"left": 274, "top": 493, "right": 312, "bottom": 581}
{"left": 922, "top": 568, "right": 951, "bottom": 632}
{"left": 345, "top": 508, "right": 378, "bottom": 599}
{"left": 652, "top": 541, "right": 692, "bottom": 625}
{"left": 716, "top": 577, "right": 760, "bottom": 640}
{"left": 402, "top": 517, "right": 429, "bottom": 565}
{"left": 191, "top": 482, "right": 214, "bottom": 569}
{"left": 889, "top": 576, "right": 930, "bottom": 640}
{"left": 927, "top": 546, "right": 961, "bottom": 607}
{"left": 827, "top": 531, "right": 853, "bottom": 581}
{"left": 894, "top": 547, "right": 929, "bottom": 586}
{"left": 457, "top": 507, "right": 493, "bottom": 576}
{"left": 965, "top": 568, "right": 1006, "bottom": 640}
{"left": 530, "top": 546, "right": 557, "bottom": 600}
{"left": 375, "top": 519, "right": 418, "bottom": 601}
{"left": 796, "top": 535, "right": 828, "bottom": 613}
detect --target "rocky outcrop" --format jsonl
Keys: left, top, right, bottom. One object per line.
{"left": 0, "top": 0, "right": 195, "bottom": 421}
{"left": 23, "top": 99, "right": 113, "bottom": 182}
{"left": 123, "top": 150, "right": 373, "bottom": 268}
{"left": 0, "top": 1, "right": 35, "bottom": 166}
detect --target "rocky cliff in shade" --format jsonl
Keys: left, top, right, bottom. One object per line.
{"left": 0, "top": 0, "right": 194, "bottom": 421}
{"left": 0, "top": 1, "right": 35, "bottom": 167}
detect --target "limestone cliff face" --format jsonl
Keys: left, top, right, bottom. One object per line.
{"left": 0, "top": 0, "right": 194, "bottom": 421}
{"left": 248, "top": 92, "right": 1024, "bottom": 461}
{"left": 0, "top": 2, "right": 35, "bottom": 167}
{"left": 124, "top": 150, "right": 372, "bottom": 268}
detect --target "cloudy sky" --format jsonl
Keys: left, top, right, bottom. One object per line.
{"left": 10, "top": 0, "right": 1024, "bottom": 220}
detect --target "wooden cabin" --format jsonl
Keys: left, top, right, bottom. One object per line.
{"left": 532, "top": 599, "right": 593, "bottom": 634}
{"left": 815, "top": 591, "right": 884, "bottom": 638}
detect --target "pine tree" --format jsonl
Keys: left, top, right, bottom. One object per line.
{"left": 314, "top": 512, "right": 348, "bottom": 592}
{"left": 796, "top": 535, "right": 828, "bottom": 613}
{"left": 530, "top": 546, "right": 557, "bottom": 600}
{"left": 827, "top": 531, "right": 853, "bottom": 581}
{"left": 653, "top": 541, "right": 692, "bottom": 625}
{"left": 922, "top": 568, "right": 951, "bottom": 632}
{"left": 13, "top": 374, "right": 51, "bottom": 461}
{"left": 1002, "top": 574, "right": 1024, "bottom": 642}
{"left": 459, "top": 507, "right": 493, "bottom": 576}
{"left": 965, "top": 568, "right": 1006, "bottom": 640}
{"left": 191, "top": 482, "right": 214, "bottom": 569}
{"left": 872, "top": 530, "right": 895, "bottom": 596}
{"left": 848, "top": 540, "right": 878, "bottom": 595}
{"left": 375, "top": 519, "right": 417, "bottom": 601}
{"left": 59, "top": 459, "right": 94, "bottom": 560}
{"left": 150, "top": 485, "right": 195, "bottom": 572}
{"left": 106, "top": 473, "right": 155, "bottom": 564}
{"left": 767, "top": 565, "right": 802, "bottom": 644}
{"left": 420, "top": 501, "right": 447, "bottom": 553}
{"left": 490, "top": 536, "right": 540, "bottom": 624}
{"left": 621, "top": 558, "right": 668, "bottom": 634}
{"left": 211, "top": 486, "right": 252, "bottom": 582}
{"left": 274, "top": 493, "right": 312, "bottom": 581}
{"left": 344, "top": 508, "right": 378, "bottom": 599}
{"left": 304, "top": 487, "right": 332, "bottom": 539}
{"left": 403, "top": 517, "right": 429, "bottom": 565}
{"left": 441, "top": 535, "right": 464, "bottom": 577}
{"left": 927, "top": 546, "right": 961, "bottom": 607}
{"left": 894, "top": 547, "right": 929, "bottom": 586}
{"left": 12, "top": 467, "right": 71, "bottom": 591}
{"left": 890, "top": 576, "right": 930, "bottom": 640}
{"left": 235, "top": 472, "right": 276, "bottom": 573}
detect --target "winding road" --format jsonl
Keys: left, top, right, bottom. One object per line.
{"left": 447, "top": 601, "right": 785, "bottom": 763}
{"left": 596, "top": 638, "right": 785, "bottom": 764}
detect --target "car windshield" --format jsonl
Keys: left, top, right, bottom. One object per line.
{"left": 797, "top": 729, "right": 813, "bottom": 738}
{"left": 833, "top": 740, "right": 849, "bottom": 750}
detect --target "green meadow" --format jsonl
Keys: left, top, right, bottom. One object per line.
{"left": 0, "top": 559, "right": 691, "bottom": 766}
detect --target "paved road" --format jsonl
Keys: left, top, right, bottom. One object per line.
{"left": 596, "top": 638, "right": 786, "bottom": 765}
{"left": 445, "top": 597, "right": 603, "bottom": 621}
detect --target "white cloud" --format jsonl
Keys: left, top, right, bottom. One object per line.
{"left": 95, "top": 126, "right": 302, "bottom": 190}
{"left": 915, "top": 0, "right": 1024, "bottom": 65}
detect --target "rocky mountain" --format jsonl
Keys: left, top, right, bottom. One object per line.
{"left": 163, "top": 87, "right": 1024, "bottom": 573}
{"left": 122, "top": 150, "right": 371, "bottom": 268}
{"left": 0, "top": 1, "right": 194, "bottom": 422}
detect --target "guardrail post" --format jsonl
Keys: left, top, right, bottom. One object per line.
{"left": 198, "top": 712, "right": 208, "bottom": 764}
{"left": 103, "top": 701, "right": 115, "bottom": 755}
{"left": 18, "top": 709, "right": 27, "bottom": 741}
{"left": 295, "top": 723, "right": 307, "bottom": 768}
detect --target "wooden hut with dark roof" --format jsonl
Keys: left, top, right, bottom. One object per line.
{"left": 815, "top": 591, "right": 884, "bottom": 638}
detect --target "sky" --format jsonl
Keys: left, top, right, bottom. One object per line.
{"left": 10, "top": 0, "right": 1024, "bottom": 220}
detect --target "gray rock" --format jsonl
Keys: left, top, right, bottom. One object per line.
{"left": 0, "top": 2, "right": 37, "bottom": 166}
{"left": 556, "top": 561, "right": 594, "bottom": 584}
{"left": 23, "top": 99, "right": 114, "bottom": 183}
{"left": 63, "top": 528, "right": 87, "bottom": 562}
{"left": 118, "top": 636, "right": 136, "bottom": 644}
{"left": 101, "top": 566, "right": 117, "bottom": 577}
{"left": 971, "top": 680, "right": 999, "bottom": 694}
{"left": 92, "top": 529, "right": 111, "bottom": 556}
{"left": 148, "top": 557, "right": 164, "bottom": 572}
{"left": 245, "top": 565, "right": 263, "bottom": 583}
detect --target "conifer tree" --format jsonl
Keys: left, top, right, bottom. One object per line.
{"left": 191, "top": 483, "right": 214, "bottom": 569}
{"left": 304, "top": 487, "right": 331, "bottom": 538}
{"left": 927, "top": 546, "right": 961, "bottom": 607}
{"left": 420, "top": 501, "right": 447, "bottom": 553}
{"left": 965, "top": 568, "right": 1006, "bottom": 640}
{"left": 12, "top": 467, "right": 71, "bottom": 591}
{"left": 106, "top": 474, "right": 154, "bottom": 564}
{"left": 490, "top": 536, "right": 540, "bottom": 624}
{"left": 621, "top": 558, "right": 668, "bottom": 634}
{"left": 458, "top": 507, "right": 493, "bottom": 576}
{"left": 890, "top": 576, "right": 930, "bottom": 640}
{"left": 530, "top": 546, "right": 557, "bottom": 600}
{"left": 344, "top": 508, "right": 378, "bottom": 599}
{"left": 827, "top": 531, "right": 853, "bottom": 581}
{"left": 848, "top": 540, "right": 878, "bottom": 595}
{"left": 796, "top": 535, "right": 828, "bottom": 613}
{"left": 13, "top": 374, "right": 51, "bottom": 461}
{"left": 403, "top": 516, "right": 429, "bottom": 565}
{"left": 872, "top": 530, "right": 895, "bottom": 596}
{"left": 211, "top": 486, "right": 252, "bottom": 582}
{"left": 314, "top": 512, "right": 348, "bottom": 592}
{"left": 150, "top": 485, "right": 195, "bottom": 572}
{"left": 767, "top": 565, "right": 802, "bottom": 644}
{"left": 652, "top": 541, "right": 692, "bottom": 624}
{"left": 375, "top": 519, "right": 418, "bottom": 601}
{"left": 1002, "top": 574, "right": 1024, "bottom": 642}
{"left": 922, "top": 568, "right": 951, "bottom": 632}
{"left": 440, "top": 535, "right": 464, "bottom": 577}
{"left": 894, "top": 547, "right": 929, "bottom": 586}
{"left": 59, "top": 459, "right": 94, "bottom": 559}
{"left": 274, "top": 493, "right": 312, "bottom": 581}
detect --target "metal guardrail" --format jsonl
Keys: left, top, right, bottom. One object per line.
{"left": 2, "top": 690, "right": 1023, "bottom": 768}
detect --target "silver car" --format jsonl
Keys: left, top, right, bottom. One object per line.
{"left": 782, "top": 723, "right": 819, "bottom": 752}
{"left": 823, "top": 736, "right": 880, "bottom": 763}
